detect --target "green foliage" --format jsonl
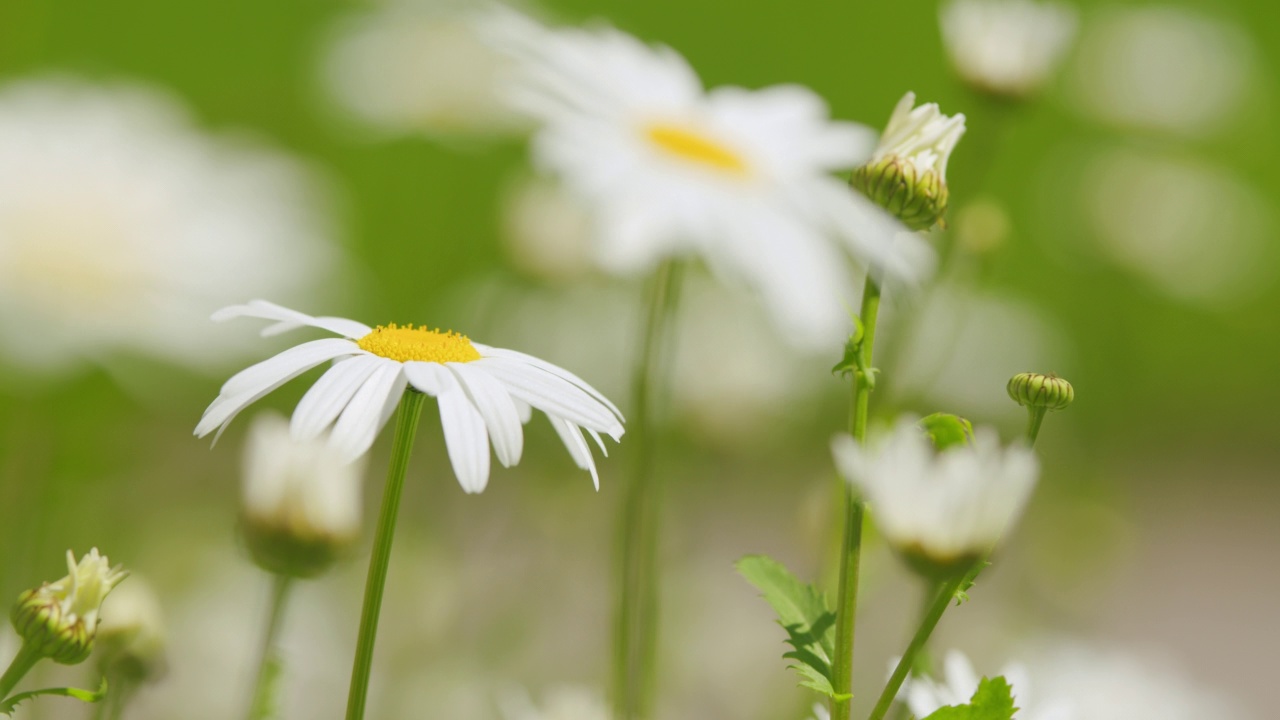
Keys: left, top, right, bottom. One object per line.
{"left": 0, "top": 677, "right": 109, "bottom": 716}
{"left": 918, "top": 413, "right": 974, "bottom": 451}
{"left": 919, "top": 676, "right": 1018, "bottom": 720}
{"left": 736, "top": 555, "right": 848, "bottom": 700}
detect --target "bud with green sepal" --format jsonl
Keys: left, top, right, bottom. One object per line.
{"left": 10, "top": 549, "right": 127, "bottom": 667}
{"left": 851, "top": 92, "right": 966, "bottom": 231}
{"left": 1007, "top": 372, "right": 1073, "bottom": 444}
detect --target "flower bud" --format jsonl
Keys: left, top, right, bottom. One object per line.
{"left": 11, "top": 549, "right": 127, "bottom": 665}
{"left": 851, "top": 93, "right": 966, "bottom": 231}
{"left": 1007, "top": 372, "right": 1073, "bottom": 411}
{"left": 95, "top": 577, "right": 167, "bottom": 683}
{"left": 241, "top": 413, "right": 365, "bottom": 578}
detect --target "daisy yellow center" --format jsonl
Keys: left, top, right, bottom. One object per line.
{"left": 644, "top": 123, "right": 748, "bottom": 175}
{"left": 357, "top": 324, "right": 481, "bottom": 364}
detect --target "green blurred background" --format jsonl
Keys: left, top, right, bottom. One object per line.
{"left": 0, "top": 0, "right": 1275, "bottom": 718}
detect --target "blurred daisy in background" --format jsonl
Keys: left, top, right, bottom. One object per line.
{"left": 501, "top": 175, "right": 597, "bottom": 282}
{"left": 1070, "top": 6, "right": 1257, "bottom": 138}
{"left": 321, "top": 0, "right": 528, "bottom": 138}
{"left": 482, "top": 9, "right": 930, "bottom": 350}
{"left": 901, "top": 649, "right": 1071, "bottom": 720}
{"left": 939, "top": 0, "right": 1078, "bottom": 99}
{"left": 196, "top": 300, "right": 624, "bottom": 492}
{"left": 500, "top": 686, "right": 610, "bottom": 720}
{"left": 0, "top": 76, "right": 338, "bottom": 381}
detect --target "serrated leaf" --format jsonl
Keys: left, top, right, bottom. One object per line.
{"left": 920, "top": 676, "right": 1018, "bottom": 720}
{"left": 737, "top": 555, "right": 844, "bottom": 699}
{"left": 0, "top": 677, "right": 109, "bottom": 716}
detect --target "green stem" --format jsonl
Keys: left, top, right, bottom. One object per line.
{"left": 247, "top": 574, "right": 293, "bottom": 720}
{"left": 866, "top": 573, "right": 967, "bottom": 720}
{"left": 103, "top": 675, "right": 132, "bottom": 720}
{"left": 831, "top": 277, "right": 882, "bottom": 720}
{"left": 0, "top": 642, "right": 41, "bottom": 702}
{"left": 1025, "top": 407, "right": 1047, "bottom": 446}
{"left": 344, "top": 391, "right": 427, "bottom": 720}
{"left": 612, "top": 261, "right": 683, "bottom": 720}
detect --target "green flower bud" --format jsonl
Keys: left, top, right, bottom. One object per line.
{"left": 1007, "top": 372, "right": 1074, "bottom": 411}
{"left": 918, "top": 412, "right": 974, "bottom": 451}
{"left": 11, "top": 549, "right": 128, "bottom": 665}
{"left": 852, "top": 92, "right": 966, "bottom": 231}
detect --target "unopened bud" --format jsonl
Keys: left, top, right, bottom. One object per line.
{"left": 96, "top": 577, "right": 167, "bottom": 683}
{"left": 11, "top": 549, "right": 127, "bottom": 665}
{"left": 852, "top": 92, "right": 965, "bottom": 231}
{"left": 241, "top": 413, "right": 364, "bottom": 578}
{"left": 1007, "top": 372, "right": 1074, "bottom": 411}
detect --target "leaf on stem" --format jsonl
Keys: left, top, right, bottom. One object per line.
{"left": 0, "top": 677, "right": 109, "bottom": 716}
{"left": 735, "top": 555, "right": 847, "bottom": 700}
{"left": 919, "top": 676, "right": 1018, "bottom": 720}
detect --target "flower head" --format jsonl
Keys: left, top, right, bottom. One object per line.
{"left": 11, "top": 549, "right": 128, "bottom": 664}
{"left": 95, "top": 576, "right": 167, "bottom": 683}
{"left": 0, "top": 76, "right": 337, "bottom": 378}
{"left": 240, "top": 412, "right": 366, "bottom": 577}
{"left": 832, "top": 417, "right": 1037, "bottom": 571}
{"left": 852, "top": 93, "right": 966, "bottom": 231}
{"left": 481, "top": 10, "right": 931, "bottom": 349}
{"left": 940, "top": 0, "right": 1078, "bottom": 99}
{"left": 195, "top": 300, "right": 624, "bottom": 493}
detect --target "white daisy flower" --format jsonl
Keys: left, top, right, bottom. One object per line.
{"left": 195, "top": 300, "right": 624, "bottom": 493}
{"left": 0, "top": 76, "right": 337, "bottom": 378}
{"left": 900, "top": 650, "right": 1072, "bottom": 720}
{"left": 939, "top": 0, "right": 1078, "bottom": 99}
{"left": 481, "top": 10, "right": 931, "bottom": 349}
{"left": 240, "top": 412, "right": 366, "bottom": 577}
{"left": 831, "top": 417, "right": 1038, "bottom": 566}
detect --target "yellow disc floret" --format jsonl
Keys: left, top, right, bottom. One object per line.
{"left": 357, "top": 324, "right": 481, "bottom": 364}
{"left": 644, "top": 123, "right": 750, "bottom": 175}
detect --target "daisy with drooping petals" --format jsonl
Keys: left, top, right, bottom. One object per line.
{"left": 195, "top": 300, "right": 624, "bottom": 493}
{"left": 481, "top": 10, "right": 931, "bottom": 349}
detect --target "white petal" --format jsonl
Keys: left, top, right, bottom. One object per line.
{"left": 417, "top": 364, "right": 491, "bottom": 493}
{"left": 548, "top": 415, "right": 599, "bottom": 489}
{"left": 220, "top": 338, "right": 360, "bottom": 397}
{"left": 471, "top": 356, "right": 623, "bottom": 438}
{"left": 212, "top": 299, "right": 373, "bottom": 339}
{"left": 195, "top": 339, "right": 359, "bottom": 439}
{"left": 512, "top": 398, "right": 533, "bottom": 424}
{"left": 290, "top": 355, "right": 383, "bottom": 441}
{"left": 473, "top": 344, "right": 624, "bottom": 420}
{"left": 447, "top": 362, "right": 525, "bottom": 468}
{"left": 402, "top": 362, "right": 445, "bottom": 396}
{"left": 329, "top": 360, "right": 406, "bottom": 461}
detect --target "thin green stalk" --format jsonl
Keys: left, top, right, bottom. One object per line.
{"left": 612, "top": 261, "right": 683, "bottom": 720}
{"left": 247, "top": 574, "right": 293, "bottom": 720}
{"left": 866, "top": 572, "right": 967, "bottom": 720}
{"left": 1025, "top": 407, "right": 1047, "bottom": 446}
{"left": 831, "top": 277, "right": 882, "bottom": 720}
{"left": 0, "top": 642, "right": 41, "bottom": 701}
{"left": 345, "top": 391, "right": 427, "bottom": 720}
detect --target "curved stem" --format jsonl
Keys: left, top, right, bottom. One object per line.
{"left": 866, "top": 573, "right": 967, "bottom": 720}
{"left": 246, "top": 574, "right": 293, "bottom": 720}
{"left": 0, "top": 642, "right": 41, "bottom": 701}
{"left": 612, "top": 261, "right": 683, "bottom": 720}
{"left": 831, "top": 276, "right": 882, "bottom": 720}
{"left": 345, "top": 390, "right": 427, "bottom": 720}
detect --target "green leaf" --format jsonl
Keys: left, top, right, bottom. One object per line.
{"left": 0, "top": 677, "right": 109, "bottom": 716}
{"left": 954, "top": 560, "right": 990, "bottom": 605}
{"left": 920, "top": 676, "right": 1018, "bottom": 720}
{"left": 736, "top": 555, "right": 847, "bottom": 700}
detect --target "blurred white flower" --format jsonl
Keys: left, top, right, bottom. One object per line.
{"left": 321, "top": 0, "right": 526, "bottom": 137}
{"left": 482, "top": 10, "right": 930, "bottom": 350}
{"left": 808, "top": 702, "right": 830, "bottom": 720}
{"left": 500, "top": 685, "right": 610, "bottom": 720}
{"left": 196, "top": 300, "right": 624, "bottom": 492}
{"left": 1022, "top": 642, "right": 1255, "bottom": 720}
{"left": 0, "top": 76, "right": 338, "bottom": 378}
{"left": 97, "top": 575, "right": 167, "bottom": 681}
{"left": 832, "top": 418, "right": 1038, "bottom": 566}
{"left": 1081, "top": 148, "right": 1273, "bottom": 307}
{"left": 1070, "top": 7, "right": 1255, "bottom": 137}
{"left": 241, "top": 412, "right": 366, "bottom": 577}
{"left": 940, "top": 0, "right": 1078, "bottom": 98}
{"left": 501, "top": 175, "right": 596, "bottom": 281}
{"left": 901, "top": 649, "right": 1071, "bottom": 720}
